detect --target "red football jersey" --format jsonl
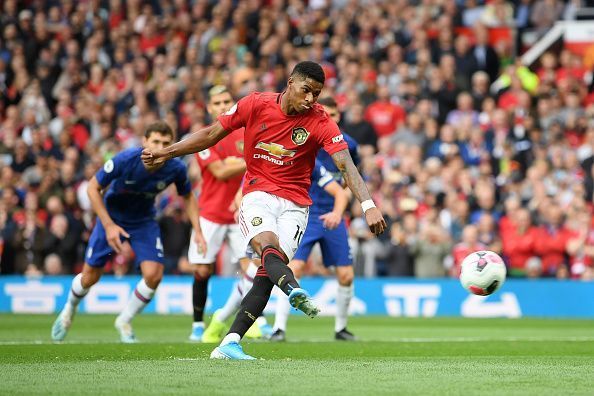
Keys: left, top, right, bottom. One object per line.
{"left": 194, "top": 128, "right": 245, "bottom": 224}
{"left": 218, "top": 92, "right": 348, "bottom": 206}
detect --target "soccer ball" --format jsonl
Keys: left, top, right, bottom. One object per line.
{"left": 460, "top": 250, "right": 506, "bottom": 296}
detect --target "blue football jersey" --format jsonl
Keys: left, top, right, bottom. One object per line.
{"left": 95, "top": 147, "right": 192, "bottom": 225}
{"left": 310, "top": 132, "right": 358, "bottom": 215}
{"left": 316, "top": 131, "right": 359, "bottom": 181}
{"left": 309, "top": 161, "right": 338, "bottom": 215}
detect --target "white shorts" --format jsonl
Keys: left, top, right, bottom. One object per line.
{"left": 238, "top": 191, "right": 309, "bottom": 261}
{"left": 188, "top": 217, "right": 246, "bottom": 265}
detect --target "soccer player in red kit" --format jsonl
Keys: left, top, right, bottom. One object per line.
{"left": 142, "top": 61, "right": 386, "bottom": 359}
{"left": 188, "top": 85, "right": 262, "bottom": 342}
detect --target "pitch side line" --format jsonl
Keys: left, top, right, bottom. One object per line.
{"left": 2, "top": 336, "right": 594, "bottom": 345}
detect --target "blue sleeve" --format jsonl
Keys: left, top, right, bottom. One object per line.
{"left": 174, "top": 162, "right": 192, "bottom": 196}
{"left": 313, "top": 162, "right": 335, "bottom": 189}
{"left": 95, "top": 151, "right": 130, "bottom": 187}
{"left": 344, "top": 133, "right": 360, "bottom": 167}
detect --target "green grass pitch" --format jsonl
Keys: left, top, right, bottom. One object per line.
{"left": 1, "top": 314, "right": 594, "bottom": 395}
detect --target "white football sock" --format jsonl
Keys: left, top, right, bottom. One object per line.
{"left": 335, "top": 284, "right": 353, "bottom": 332}
{"left": 238, "top": 262, "right": 258, "bottom": 296}
{"left": 118, "top": 279, "right": 156, "bottom": 323}
{"left": 66, "top": 273, "right": 89, "bottom": 311}
{"left": 273, "top": 288, "right": 292, "bottom": 331}
{"left": 255, "top": 316, "right": 268, "bottom": 326}
{"left": 220, "top": 332, "right": 240, "bottom": 346}
{"left": 245, "top": 261, "right": 258, "bottom": 279}
{"left": 216, "top": 281, "right": 243, "bottom": 322}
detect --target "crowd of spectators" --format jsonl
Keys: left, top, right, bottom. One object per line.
{"left": 1, "top": 0, "right": 593, "bottom": 280}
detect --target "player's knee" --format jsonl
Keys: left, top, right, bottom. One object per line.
{"left": 292, "top": 266, "right": 304, "bottom": 278}
{"left": 337, "top": 269, "right": 354, "bottom": 286}
{"left": 143, "top": 273, "right": 162, "bottom": 289}
{"left": 81, "top": 267, "right": 102, "bottom": 288}
{"left": 81, "top": 272, "right": 100, "bottom": 288}
{"left": 194, "top": 265, "right": 212, "bottom": 280}
{"left": 288, "top": 260, "right": 305, "bottom": 278}
{"left": 251, "top": 232, "right": 280, "bottom": 256}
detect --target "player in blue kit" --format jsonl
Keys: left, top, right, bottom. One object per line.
{"left": 270, "top": 97, "right": 360, "bottom": 341}
{"left": 51, "top": 121, "right": 206, "bottom": 343}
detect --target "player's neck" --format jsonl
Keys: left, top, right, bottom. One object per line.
{"left": 280, "top": 91, "right": 298, "bottom": 115}
{"left": 143, "top": 162, "right": 165, "bottom": 173}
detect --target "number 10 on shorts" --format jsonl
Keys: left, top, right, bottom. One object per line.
{"left": 293, "top": 225, "right": 304, "bottom": 244}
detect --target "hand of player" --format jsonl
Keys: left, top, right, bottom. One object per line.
{"left": 365, "top": 207, "right": 387, "bottom": 236}
{"left": 105, "top": 222, "right": 130, "bottom": 254}
{"left": 319, "top": 211, "right": 342, "bottom": 230}
{"left": 141, "top": 148, "right": 167, "bottom": 167}
{"left": 193, "top": 229, "right": 207, "bottom": 256}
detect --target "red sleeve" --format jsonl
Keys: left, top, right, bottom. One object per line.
{"left": 217, "top": 93, "right": 255, "bottom": 132}
{"left": 194, "top": 146, "right": 221, "bottom": 169}
{"left": 319, "top": 118, "right": 348, "bottom": 155}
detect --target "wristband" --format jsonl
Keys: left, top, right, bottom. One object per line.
{"left": 361, "top": 199, "right": 376, "bottom": 213}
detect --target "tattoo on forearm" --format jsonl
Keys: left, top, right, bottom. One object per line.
{"left": 332, "top": 149, "right": 370, "bottom": 203}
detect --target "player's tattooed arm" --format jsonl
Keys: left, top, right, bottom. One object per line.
{"left": 331, "top": 149, "right": 387, "bottom": 235}
{"left": 331, "top": 149, "right": 370, "bottom": 203}
{"left": 142, "top": 121, "right": 230, "bottom": 166}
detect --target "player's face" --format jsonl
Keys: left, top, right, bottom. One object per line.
{"left": 287, "top": 76, "right": 323, "bottom": 114}
{"left": 208, "top": 92, "right": 234, "bottom": 117}
{"left": 143, "top": 132, "right": 173, "bottom": 152}
{"left": 322, "top": 105, "right": 340, "bottom": 124}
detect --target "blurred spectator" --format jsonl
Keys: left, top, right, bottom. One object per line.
{"left": 379, "top": 222, "right": 414, "bottom": 277}
{"left": 533, "top": 204, "right": 573, "bottom": 277}
{"left": 44, "top": 253, "right": 63, "bottom": 275}
{"left": 427, "top": 124, "right": 460, "bottom": 161}
{"left": 364, "top": 86, "right": 406, "bottom": 140}
{"left": 477, "top": 213, "right": 502, "bottom": 253}
{"left": 342, "top": 102, "right": 377, "bottom": 149}
{"left": 566, "top": 214, "right": 594, "bottom": 279}
{"left": 158, "top": 201, "right": 191, "bottom": 274}
{"left": 480, "top": 0, "right": 515, "bottom": 27}
{"left": 446, "top": 92, "right": 479, "bottom": 126}
{"left": 501, "top": 208, "right": 539, "bottom": 276}
{"left": 451, "top": 224, "right": 486, "bottom": 276}
{"left": 471, "top": 24, "right": 500, "bottom": 84}
{"left": 410, "top": 223, "right": 451, "bottom": 278}
{"left": 530, "top": 0, "right": 565, "bottom": 35}
{"left": 0, "top": 0, "right": 589, "bottom": 280}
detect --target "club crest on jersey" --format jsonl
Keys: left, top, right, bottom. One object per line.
{"left": 251, "top": 217, "right": 262, "bottom": 226}
{"left": 156, "top": 181, "right": 166, "bottom": 190}
{"left": 236, "top": 141, "right": 244, "bottom": 154}
{"left": 198, "top": 149, "right": 210, "bottom": 159}
{"left": 291, "top": 127, "right": 309, "bottom": 145}
{"left": 103, "top": 159, "right": 114, "bottom": 173}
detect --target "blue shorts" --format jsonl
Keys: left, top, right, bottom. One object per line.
{"left": 293, "top": 215, "right": 352, "bottom": 267}
{"left": 85, "top": 219, "right": 164, "bottom": 268}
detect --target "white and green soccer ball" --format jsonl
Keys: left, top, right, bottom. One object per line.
{"left": 460, "top": 250, "right": 507, "bottom": 296}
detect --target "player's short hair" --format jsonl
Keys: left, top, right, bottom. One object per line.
{"left": 317, "top": 97, "right": 337, "bottom": 108}
{"left": 208, "top": 85, "right": 230, "bottom": 100}
{"left": 145, "top": 120, "right": 174, "bottom": 139}
{"left": 290, "top": 61, "right": 325, "bottom": 85}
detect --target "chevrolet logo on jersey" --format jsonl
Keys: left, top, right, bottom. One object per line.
{"left": 255, "top": 142, "right": 296, "bottom": 158}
